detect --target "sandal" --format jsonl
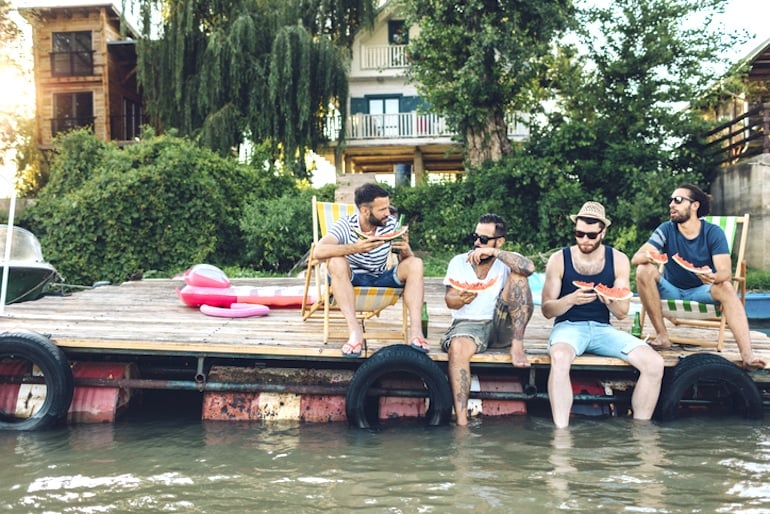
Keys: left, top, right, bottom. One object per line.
{"left": 341, "top": 340, "right": 363, "bottom": 358}
{"left": 409, "top": 336, "right": 430, "bottom": 353}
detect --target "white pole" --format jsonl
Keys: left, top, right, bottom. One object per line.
{"left": 0, "top": 183, "right": 16, "bottom": 314}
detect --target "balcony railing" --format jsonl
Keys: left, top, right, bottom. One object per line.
{"left": 704, "top": 103, "right": 770, "bottom": 166}
{"left": 361, "top": 45, "right": 408, "bottom": 70}
{"left": 325, "top": 111, "right": 529, "bottom": 142}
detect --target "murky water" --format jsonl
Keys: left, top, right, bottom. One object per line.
{"left": 2, "top": 411, "right": 769, "bottom": 513}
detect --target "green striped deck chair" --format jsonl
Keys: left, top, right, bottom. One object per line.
{"left": 642, "top": 214, "right": 749, "bottom": 351}
{"left": 301, "top": 196, "right": 407, "bottom": 344}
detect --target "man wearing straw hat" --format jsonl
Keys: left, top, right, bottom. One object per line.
{"left": 541, "top": 201, "right": 664, "bottom": 428}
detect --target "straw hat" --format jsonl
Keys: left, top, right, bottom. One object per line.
{"left": 569, "top": 201, "right": 611, "bottom": 227}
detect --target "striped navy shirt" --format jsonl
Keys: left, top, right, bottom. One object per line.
{"left": 329, "top": 214, "right": 397, "bottom": 275}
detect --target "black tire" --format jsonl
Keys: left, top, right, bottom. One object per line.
{"left": 0, "top": 331, "right": 74, "bottom": 430}
{"left": 345, "top": 345, "right": 452, "bottom": 429}
{"left": 655, "top": 353, "right": 763, "bottom": 421}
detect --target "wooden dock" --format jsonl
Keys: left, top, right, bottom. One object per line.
{"left": 1, "top": 277, "right": 768, "bottom": 426}
{"left": 2, "top": 277, "right": 768, "bottom": 371}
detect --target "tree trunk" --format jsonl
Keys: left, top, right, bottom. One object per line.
{"left": 465, "top": 110, "right": 513, "bottom": 169}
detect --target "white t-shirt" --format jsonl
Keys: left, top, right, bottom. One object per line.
{"left": 443, "top": 252, "right": 509, "bottom": 320}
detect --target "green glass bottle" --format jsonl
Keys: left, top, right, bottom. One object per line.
{"left": 392, "top": 214, "right": 406, "bottom": 254}
{"left": 421, "top": 301, "right": 429, "bottom": 337}
{"left": 631, "top": 312, "right": 642, "bottom": 339}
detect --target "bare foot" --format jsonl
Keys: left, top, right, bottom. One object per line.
{"left": 648, "top": 336, "right": 671, "bottom": 351}
{"left": 510, "top": 340, "right": 530, "bottom": 368}
{"left": 741, "top": 354, "right": 767, "bottom": 371}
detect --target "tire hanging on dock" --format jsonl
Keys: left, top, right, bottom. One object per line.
{"left": 0, "top": 331, "right": 74, "bottom": 430}
{"left": 345, "top": 345, "right": 452, "bottom": 429}
{"left": 655, "top": 353, "right": 763, "bottom": 421}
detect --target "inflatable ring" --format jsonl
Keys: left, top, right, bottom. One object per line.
{"left": 655, "top": 353, "right": 763, "bottom": 421}
{"left": 200, "top": 303, "right": 270, "bottom": 318}
{"left": 0, "top": 331, "right": 74, "bottom": 430}
{"left": 345, "top": 345, "right": 452, "bottom": 429}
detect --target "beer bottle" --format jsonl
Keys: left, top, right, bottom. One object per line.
{"left": 631, "top": 312, "right": 642, "bottom": 338}
{"left": 421, "top": 301, "right": 429, "bottom": 337}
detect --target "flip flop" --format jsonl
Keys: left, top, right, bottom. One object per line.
{"left": 341, "top": 341, "right": 363, "bottom": 358}
{"left": 409, "top": 336, "right": 429, "bottom": 353}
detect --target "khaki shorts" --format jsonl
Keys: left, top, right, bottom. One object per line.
{"left": 440, "top": 296, "right": 513, "bottom": 353}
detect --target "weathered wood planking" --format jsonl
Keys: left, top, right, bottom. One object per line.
{"left": 1, "top": 278, "right": 768, "bottom": 372}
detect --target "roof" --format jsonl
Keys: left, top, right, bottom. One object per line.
{"left": 737, "top": 37, "right": 770, "bottom": 81}
{"left": 16, "top": 0, "right": 140, "bottom": 38}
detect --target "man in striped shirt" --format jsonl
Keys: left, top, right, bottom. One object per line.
{"left": 314, "top": 183, "right": 427, "bottom": 357}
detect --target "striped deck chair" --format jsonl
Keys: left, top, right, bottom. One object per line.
{"left": 300, "top": 196, "right": 407, "bottom": 343}
{"left": 640, "top": 214, "right": 749, "bottom": 351}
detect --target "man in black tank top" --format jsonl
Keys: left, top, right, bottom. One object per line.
{"left": 541, "top": 202, "right": 664, "bottom": 428}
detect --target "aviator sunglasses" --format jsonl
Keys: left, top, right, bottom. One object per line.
{"left": 669, "top": 195, "right": 693, "bottom": 205}
{"left": 470, "top": 232, "right": 503, "bottom": 244}
{"left": 574, "top": 230, "right": 602, "bottom": 240}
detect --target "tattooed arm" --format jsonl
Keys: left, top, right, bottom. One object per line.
{"left": 493, "top": 249, "right": 535, "bottom": 276}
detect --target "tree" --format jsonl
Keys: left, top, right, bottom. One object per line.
{"left": 136, "top": 0, "right": 376, "bottom": 179}
{"left": 532, "top": 0, "right": 736, "bottom": 234}
{"left": 404, "top": 0, "right": 575, "bottom": 168}
{"left": 0, "top": 0, "right": 23, "bottom": 166}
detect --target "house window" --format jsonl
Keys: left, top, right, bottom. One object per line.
{"left": 112, "top": 98, "right": 142, "bottom": 140}
{"left": 51, "top": 31, "right": 94, "bottom": 76}
{"left": 52, "top": 92, "right": 94, "bottom": 136}
{"left": 369, "top": 97, "right": 400, "bottom": 137}
{"left": 388, "top": 20, "right": 408, "bottom": 45}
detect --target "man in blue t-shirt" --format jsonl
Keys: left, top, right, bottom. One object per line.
{"left": 542, "top": 202, "right": 664, "bottom": 428}
{"left": 632, "top": 184, "right": 765, "bottom": 371}
{"left": 314, "top": 183, "right": 427, "bottom": 357}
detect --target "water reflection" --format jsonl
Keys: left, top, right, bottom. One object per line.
{"left": 0, "top": 417, "right": 769, "bottom": 512}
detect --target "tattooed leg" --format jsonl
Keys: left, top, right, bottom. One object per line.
{"left": 447, "top": 337, "right": 477, "bottom": 426}
{"left": 504, "top": 273, "right": 534, "bottom": 368}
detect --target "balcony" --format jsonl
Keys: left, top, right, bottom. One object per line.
{"left": 704, "top": 103, "right": 770, "bottom": 166}
{"left": 361, "top": 45, "right": 408, "bottom": 70}
{"left": 325, "top": 112, "right": 529, "bottom": 142}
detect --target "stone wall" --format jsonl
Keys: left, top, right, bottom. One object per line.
{"left": 711, "top": 154, "right": 770, "bottom": 270}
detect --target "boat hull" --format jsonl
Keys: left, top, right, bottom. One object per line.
{"left": 1, "top": 264, "right": 59, "bottom": 304}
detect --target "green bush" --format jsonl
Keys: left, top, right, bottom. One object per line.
{"left": 239, "top": 185, "right": 334, "bottom": 273}
{"left": 20, "top": 131, "right": 293, "bottom": 284}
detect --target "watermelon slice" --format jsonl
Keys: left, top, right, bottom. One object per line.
{"left": 353, "top": 226, "right": 408, "bottom": 241}
{"left": 448, "top": 274, "right": 500, "bottom": 293}
{"left": 648, "top": 250, "right": 668, "bottom": 264}
{"left": 594, "top": 283, "right": 633, "bottom": 301}
{"left": 572, "top": 280, "right": 595, "bottom": 290}
{"left": 672, "top": 253, "right": 712, "bottom": 274}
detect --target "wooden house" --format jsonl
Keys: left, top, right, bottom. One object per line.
{"left": 18, "top": 1, "right": 142, "bottom": 149}
{"left": 317, "top": 1, "right": 529, "bottom": 185}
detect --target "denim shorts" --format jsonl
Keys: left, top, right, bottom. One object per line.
{"left": 548, "top": 320, "right": 646, "bottom": 361}
{"left": 440, "top": 296, "right": 513, "bottom": 353}
{"left": 657, "top": 276, "right": 714, "bottom": 304}
{"left": 350, "top": 266, "right": 403, "bottom": 288}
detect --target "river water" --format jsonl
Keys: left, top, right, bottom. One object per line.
{"left": 2, "top": 409, "right": 770, "bottom": 513}
{"left": 3, "top": 321, "right": 769, "bottom": 513}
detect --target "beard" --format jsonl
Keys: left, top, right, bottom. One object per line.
{"left": 577, "top": 239, "right": 601, "bottom": 254}
{"left": 368, "top": 211, "right": 387, "bottom": 227}
{"left": 670, "top": 211, "right": 689, "bottom": 224}
{"left": 473, "top": 244, "right": 496, "bottom": 263}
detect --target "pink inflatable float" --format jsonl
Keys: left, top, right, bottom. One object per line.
{"left": 177, "top": 264, "right": 316, "bottom": 318}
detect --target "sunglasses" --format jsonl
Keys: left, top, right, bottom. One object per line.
{"left": 574, "top": 230, "right": 602, "bottom": 240}
{"left": 669, "top": 196, "right": 693, "bottom": 205}
{"left": 471, "top": 232, "right": 503, "bottom": 244}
